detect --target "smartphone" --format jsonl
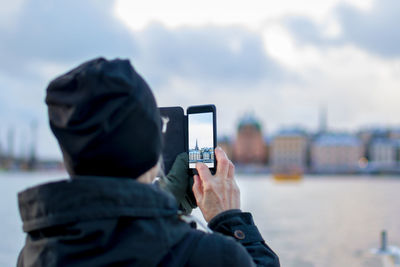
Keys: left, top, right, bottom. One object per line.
{"left": 187, "top": 105, "right": 217, "bottom": 174}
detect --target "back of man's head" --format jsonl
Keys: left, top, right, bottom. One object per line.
{"left": 46, "top": 58, "right": 162, "bottom": 179}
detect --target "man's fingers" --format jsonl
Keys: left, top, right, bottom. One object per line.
{"left": 192, "top": 175, "right": 203, "bottom": 203}
{"left": 215, "top": 147, "right": 229, "bottom": 178}
{"left": 196, "top": 162, "right": 211, "bottom": 183}
{"left": 227, "top": 160, "right": 235, "bottom": 179}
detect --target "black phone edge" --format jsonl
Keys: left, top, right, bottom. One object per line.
{"left": 187, "top": 104, "right": 217, "bottom": 175}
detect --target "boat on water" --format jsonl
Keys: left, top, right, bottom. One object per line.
{"left": 272, "top": 166, "right": 303, "bottom": 182}
{"left": 273, "top": 172, "right": 303, "bottom": 181}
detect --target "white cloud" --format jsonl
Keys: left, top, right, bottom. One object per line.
{"left": 114, "top": 0, "right": 374, "bottom": 31}
{"left": 321, "top": 15, "right": 342, "bottom": 38}
{"left": 262, "top": 23, "right": 298, "bottom": 68}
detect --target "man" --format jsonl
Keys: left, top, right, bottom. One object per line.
{"left": 17, "top": 58, "right": 280, "bottom": 266}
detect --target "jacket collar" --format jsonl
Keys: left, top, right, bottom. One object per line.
{"left": 18, "top": 176, "right": 178, "bottom": 232}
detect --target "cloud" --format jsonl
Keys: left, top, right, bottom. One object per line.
{"left": 337, "top": 0, "right": 400, "bottom": 57}
{"left": 0, "top": 0, "right": 290, "bottom": 159}
{"left": 132, "top": 23, "right": 288, "bottom": 90}
{"left": 0, "top": 0, "right": 136, "bottom": 79}
{"left": 0, "top": 0, "right": 287, "bottom": 87}
{"left": 284, "top": 0, "right": 400, "bottom": 57}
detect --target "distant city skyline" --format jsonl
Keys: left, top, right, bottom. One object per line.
{"left": 188, "top": 142, "right": 214, "bottom": 168}
{"left": 224, "top": 117, "right": 400, "bottom": 174}
{"left": 2, "top": 110, "right": 400, "bottom": 161}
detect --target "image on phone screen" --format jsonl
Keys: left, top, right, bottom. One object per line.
{"left": 188, "top": 112, "right": 214, "bottom": 169}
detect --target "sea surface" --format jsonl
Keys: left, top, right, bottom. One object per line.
{"left": 1, "top": 172, "right": 399, "bottom": 267}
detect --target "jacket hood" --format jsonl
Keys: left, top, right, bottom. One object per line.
{"left": 18, "top": 177, "right": 190, "bottom": 266}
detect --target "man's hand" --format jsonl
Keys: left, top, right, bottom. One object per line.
{"left": 192, "top": 147, "right": 240, "bottom": 222}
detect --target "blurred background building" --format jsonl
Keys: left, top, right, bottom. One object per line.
{"left": 369, "top": 139, "right": 397, "bottom": 167}
{"left": 232, "top": 113, "right": 267, "bottom": 165}
{"left": 270, "top": 128, "right": 308, "bottom": 174}
{"left": 217, "top": 110, "right": 400, "bottom": 175}
{"left": 311, "top": 133, "right": 364, "bottom": 174}
{"left": 0, "top": 123, "right": 63, "bottom": 171}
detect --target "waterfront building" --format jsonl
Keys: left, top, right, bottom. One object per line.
{"left": 311, "top": 133, "right": 364, "bottom": 173}
{"left": 189, "top": 139, "right": 214, "bottom": 166}
{"left": 233, "top": 114, "right": 267, "bottom": 165}
{"left": 188, "top": 149, "right": 201, "bottom": 161}
{"left": 189, "top": 139, "right": 201, "bottom": 161}
{"left": 389, "top": 128, "right": 400, "bottom": 140}
{"left": 369, "top": 139, "right": 397, "bottom": 167}
{"left": 270, "top": 128, "right": 308, "bottom": 173}
{"left": 201, "top": 148, "right": 213, "bottom": 161}
{"left": 357, "top": 128, "right": 389, "bottom": 159}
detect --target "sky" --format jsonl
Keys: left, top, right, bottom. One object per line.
{"left": 188, "top": 112, "right": 214, "bottom": 150}
{"left": 0, "top": 0, "right": 400, "bottom": 159}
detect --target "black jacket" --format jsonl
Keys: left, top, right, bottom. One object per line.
{"left": 17, "top": 177, "right": 279, "bottom": 266}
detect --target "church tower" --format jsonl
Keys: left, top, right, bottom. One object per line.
{"left": 319, "top": 107, "right": 327, "bottom": 134}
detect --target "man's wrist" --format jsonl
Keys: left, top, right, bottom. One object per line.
{"left": 208, "top": 209, "right": 242, "bottom": 228}
{"left": 208, "top": 210, "right": 264, "bottom": 244}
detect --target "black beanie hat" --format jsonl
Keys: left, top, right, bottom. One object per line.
{"left": 45, "top": 57, "right": 162, "bottom": 179}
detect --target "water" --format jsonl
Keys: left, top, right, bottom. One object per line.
{"left": 1, "top": 172, "right": 399, "bottom": 267}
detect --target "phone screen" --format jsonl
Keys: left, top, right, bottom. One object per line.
{"left": 188, "top": 112, "right": 215, "bottom": 169}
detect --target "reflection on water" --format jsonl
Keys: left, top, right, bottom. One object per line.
{"left": 1, "top": 172, "right": 399, "bottom": 267}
